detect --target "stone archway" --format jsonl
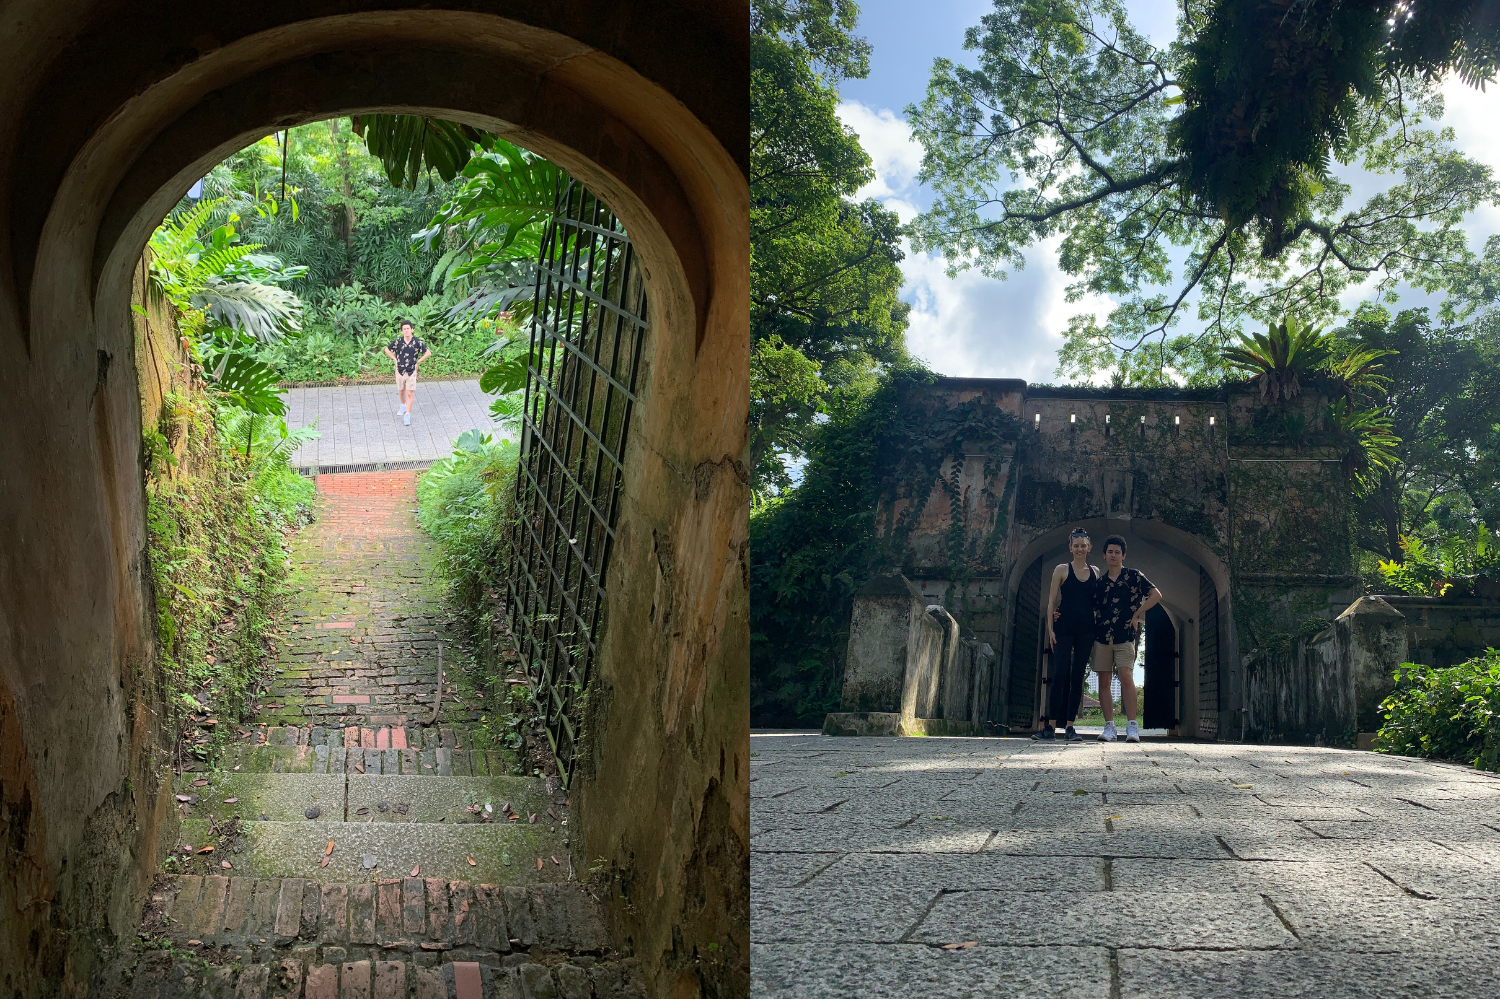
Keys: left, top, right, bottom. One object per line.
{"left": 0, "top": 5, "right": 747, "bottom": 994}
{"left": 1000, "top": 518, "right": 1234, "bottom": 739}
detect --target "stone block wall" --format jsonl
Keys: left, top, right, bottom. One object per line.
{"left": 1377, "top": 595, "right": 1500, "bottom": 670}
{"left": 1243, "top": 596, "right": 1408, "bottom": 741}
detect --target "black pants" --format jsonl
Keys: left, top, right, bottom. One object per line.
{"left": 1047, "top": 627, "right": 1093, "bottom": 725}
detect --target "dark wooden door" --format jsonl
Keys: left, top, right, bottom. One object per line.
{"left": 1142, "top": 605, "right": 1176, "bottom": 730}
{"left": 1197, "top": 567, "right": 1220, "bottom": 739}
{"left": 1007, "top": 557, "right": 1044, "bottom": 728}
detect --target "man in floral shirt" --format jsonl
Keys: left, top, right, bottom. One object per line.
{"left": 384, "top": 320, "right": 431, "bottom": 425}
{"left": 1093, "top": 534, "right": 1163, "bottom": 743}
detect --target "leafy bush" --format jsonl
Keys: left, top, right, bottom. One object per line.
{"left": 145, "top": 392, "right": 316, "bottom": 762}
{"left": 417, "top": 429, "right": 519, "bottom": 619}
{"left": 258, "top": 282, "right": 519, "bottom": 383}
{"left": 1378, "top": 525, "right": 1500, "bottom": 596}
{"left": 1376, "top": 651, "right": 1500, "bottom": 771}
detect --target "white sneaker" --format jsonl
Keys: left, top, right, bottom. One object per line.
{"left": 397, "top": 405, "right": 405, "bottom": 416}
{"left": 1098, "top": 721, "right": 1118, "bottom": 742}
{"left": 1125, "top": 720, "right": 1141, "bottom": 743}
{"left": 403, "top": 411, "right": 411, "bottom": 425}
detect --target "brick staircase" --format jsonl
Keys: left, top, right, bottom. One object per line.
{"left": 101, "top": 723, "right": 635, "bottom": 998}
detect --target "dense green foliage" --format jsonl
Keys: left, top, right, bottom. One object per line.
{"left": 417, "top": 429, "right": 520, "bottom": 624}
{"left": 188, "top": 123, "right": 505, "bottom": 382}
{"left": 1174, "top": 0, "right": 1499, "bottom": 246}
{"left": 145, "top": 392, "right": 315, "bottom": 765}
{"left": 752, "top": 0, "right": 910, "bottom": 489}
{"left": 1377, "top": 650, "right": 1500, "bottom": 771}
{"left": 1378, "top": 526, "right": 1500, "bottom": 596}
{"left": 905, "top": 0, "right": 1498, "bottom": 384}
{"left": 751, "top": 363, "right": 1025, "bottom": 725}
{"left": 1332, "top": 304, "right": 1500, "bottom": 562}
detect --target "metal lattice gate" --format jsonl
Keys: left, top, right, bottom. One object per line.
{"left": 504, "top": 179, "right": 648, "bottom": 787}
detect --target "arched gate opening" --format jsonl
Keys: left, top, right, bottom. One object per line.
{"left": 0, "top": 5, "right": 748, "bottom": 995}
{"left": 1002, "top": 519, "right": 1233, "bottom": 739}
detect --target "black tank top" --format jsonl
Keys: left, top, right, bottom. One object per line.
{"left": 1057, "top": 564, "right": 1098, "bottom": 630}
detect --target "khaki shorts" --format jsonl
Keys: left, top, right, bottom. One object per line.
{"left": 395, "top": 371, "right": 417, "bottom": 392}
{"left": 1093, "top": 640, "right": 1136, "bottom": 675}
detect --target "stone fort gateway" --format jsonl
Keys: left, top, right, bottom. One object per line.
{"left": 826, "top": 377, "right": 1498, "bottom": 744}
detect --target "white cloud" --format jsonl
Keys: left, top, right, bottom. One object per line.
{"left": 837, "top": 101, "right": 925, "bottom": 215}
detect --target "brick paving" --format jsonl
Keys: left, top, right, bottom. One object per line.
{"left": 283, "top": 380, "right": 503, "bottom": 472}
{"left": 752, "top": 732, "right": 1500, "bottom": 998}
{"left": 258, "top": 471, "right": 480, "bottom": 731}
{"left": 103, "top": 468, "right": 640, "bottom": 997}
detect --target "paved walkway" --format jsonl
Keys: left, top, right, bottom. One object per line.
{"left": 751, "top": 733, "right": 1500, "bottom": 998}
{"left": 283, "top": 380, "right": 503, "bottom": 473}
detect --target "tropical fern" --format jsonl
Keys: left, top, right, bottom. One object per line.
{"left": 1221, "top": 316, "right": 1335, "bottom": 402}
{"left": 1328, "top": 398, "right": 1400, "bottom": 477}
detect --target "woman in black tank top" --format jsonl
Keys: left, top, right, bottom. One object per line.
{"left": 1035, "top": 528, "right": 1100, "bottom": 741}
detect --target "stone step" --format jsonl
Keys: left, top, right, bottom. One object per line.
{"left": 173, "top": 773, "right": 556, "bottom": 825}
{"left": 175, "top": 819, "right": 568, "bottom": 885}
{"left": 104, "top": 875, "right": 638, "bottom": 997}
{"left": 218, "top": 741, "right": 513, "bottom": 777}
{"left": 147, "top": 875, "right": 606, "bottom": 954}
{"left": 106, "top": 953, "right": 634, "bottom": 998}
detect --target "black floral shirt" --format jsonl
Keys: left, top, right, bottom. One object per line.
{"left": 1094, "top": 567, "right": 1156, "bottom": 644}
{"left": 387, "top": 336, "right": 427, "bottom": 375}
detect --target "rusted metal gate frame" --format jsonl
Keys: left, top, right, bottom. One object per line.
{"left": 504, "top": 178, "right": 647, "bottom": 787}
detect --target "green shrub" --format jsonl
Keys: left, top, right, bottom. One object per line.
{"left": 1376, "top": 650, "right": 1500, "bottom": 771}
{"left": 1378, "top": 526, "right": 1500, "bottom": 597}
{"left": 417, "top": 429, "right": 519, "bottom": 622}
{"left": 146, "top": 394, "right": 315, "bottom": 760}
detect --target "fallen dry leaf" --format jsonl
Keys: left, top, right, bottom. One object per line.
{"left": 354, "top": 807, "right": 370, "bottom": 816}
{"left": 196, "top": 846, "right": 214, "bottom": 854}
{"left": 182, "top": 844, "right": 193, "bottom": 853}
{"left": 1232, "top": 783, "right": 1253, "bottom": 789}
{"left": 466, "top": 856, "right": 477, "bottom": 866}
{"left": 942, "top": 941, "right": 978, "bottom": 950}
{"left": 535, "top": 858, "right": 543, "bottom": 871}
{"left": 220, "top": 861, "right": 232, "bottom": 870}
{"left": 528, "top": 813, "right": 537, "bottom": 825}
{"left": 325, "top": 840, "right": 335, "bottom": 856}
{"left": 410, "top": 864, "right": 420, "bottom": 877}
{"left": 192, "top": 779, "right": 209, "bottom": 787}
{"left": 175, "top": 794, "right": 191, "bottom": 803}
{"left": 319, "top": 857, "right": 330, "bottom": 868}
{"left": 547, "top": 808, "right": 557, "bottom": 820}
{"left": 551, "top": 856, "right": 560, "bottom": 866}
{"left": 223, "top": 798, "right": 238, "bottom": 804}
{"left": 187, "top": 939, "right": 202, "bottom": 946}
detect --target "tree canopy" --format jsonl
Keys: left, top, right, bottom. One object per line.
{"left": 906, "top": 0, "right": 1500, "bottom": 385}
{"left": 751, "top": 0, "right": 910, "bottom": 489}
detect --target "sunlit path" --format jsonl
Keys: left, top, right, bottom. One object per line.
{"left": 284, "top": 380, "right": 505, "bottom": 472}
{"left": 751, "top": 733, "right": 1500, "bottom": 998}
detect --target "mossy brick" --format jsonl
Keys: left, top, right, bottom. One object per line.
{"left": 169, "top": 876, "right": 203, "bottom": 940}
{"left": 194, "top": 875, "right": 231, "bottom": 939}
{"left": 400, "top": 750, "right": 420, "bottom": 775}
{"left": 382, "top": 749, "right": 399, "bottom": 774}
{"left": 252, "top": 879, "right": 281, "bottom": 938}
{"left": 268, "top": 747, "right": 298, "bottom": 773}
{"left": 435, "top": 749, "right": 453, "bottom": 777}
{"left": 450, "top": 750, "right": 472, "bottom": 776}
{"left": 331, "top": 747, "right": 348, "bottom": 774}
{"left": 449, "top": 882, "right": 476, "bottom": 946}
{"left": 420, "top": 750, "right": 437, "bottom": 774}
{"left": 341, "top": 960, "right": 372, "bottom": 999}
{"left": 235, "top": 964, "right": 271, "bottom": 997}
{"left": 241, "top": 746, "right": 280, "bottom": 773}
{"left": 274, "top": 879, "right": 304, "bottom": 944}
{"left": 349, "top": 884, "right": 376, "bottom": 945}
{"left": 320, "top": 884, "right": 349, "bottom": 945}
{"left": 471, "top": 885, "right": 508, "bottom": 954}
{"left": 375, "top": 879, "right": 404, "bottom": 947}
{"left": 222, "top": 876, "right": 255, "bottom": 936}
{"left": 299, "top": 879, "right": 321, "bottom": 941}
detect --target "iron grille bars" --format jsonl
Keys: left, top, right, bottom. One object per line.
{"left": 504, "top": 179, "right": 648, "bottom": 787}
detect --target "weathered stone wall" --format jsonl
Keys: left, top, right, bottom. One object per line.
{"left": 1377, "top": 595, "right": 1500, "bottom": 670}
{"left": 1243, "top": 597, "right": 1409, "bottom": 741}
{"left": 842, "top": 576, "right": 927, "bottom": 713}
{"left": 0, "top": 3, "right": 749, "bottom": 995}
{"left": 842, "top": 377, "right": 1356, "bottom": 740}
{"left": 900, "top": 607, "right": 956, "bottom": 728}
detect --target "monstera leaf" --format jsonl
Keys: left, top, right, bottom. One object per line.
{"left": 351, "top": 114, "right": 495, "bottom": 189}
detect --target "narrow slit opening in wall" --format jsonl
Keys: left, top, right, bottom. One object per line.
{"left": 1173, "top": 414, "right": 1181, "bottom": 437}
{"left": 1139, "top": 415, "right": 1146, "bottom": 440}
{"left": 1105, "top": 413, "right": 1111, "bottom": 436}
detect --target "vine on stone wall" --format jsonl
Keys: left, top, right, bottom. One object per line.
{"left": 751, "top": 365, "right": 1022, "bottom": 725}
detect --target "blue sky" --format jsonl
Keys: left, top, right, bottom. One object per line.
{"left": 836, "top": 0, "right": 1500, "bottom": 382}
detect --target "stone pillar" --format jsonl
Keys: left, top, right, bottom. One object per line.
{"left": 841, "top": 575, "right": 928, "bottom": 713}
{"left": 1337, "top": 595, "right": 1408, "bottom": 733}
{"left": 901, "top": 606, "right": 957, "bottom": 728}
